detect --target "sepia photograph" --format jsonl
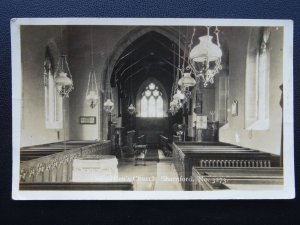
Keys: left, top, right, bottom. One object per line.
{"left": 11, "top": 18, "right": 294, "bottom": 200}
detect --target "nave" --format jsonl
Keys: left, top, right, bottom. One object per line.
{"left": 19, "top": 24, "right": 284, "bottom": 192}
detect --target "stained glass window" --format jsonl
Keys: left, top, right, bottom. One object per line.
{"left": 140, "top": 83, "right": 163, "bottom": 117}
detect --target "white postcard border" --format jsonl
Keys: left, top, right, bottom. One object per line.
{"left": 11, "top": 18, "right": 295, "bottom": 200}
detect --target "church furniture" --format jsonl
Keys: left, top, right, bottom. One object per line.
{"left": 172, "top": 142, "right": 280, "bottom": 190}
{"left": 201, "top": 121, "right": 219, "bottom": 142}
{"left": 160, "top": 135, "right": 172, "bottom": 157}
{"left": 137, "top": 134, "right": 145, "bottom": 145}
{"left": 20, "top": 182, "right": 133, "bottom": 191}
{"left": 133, "top": 144, "right": 147, "bottom": 166}
{"left": 134, "top": 136, "right": 147, "bottom": 165}
{"left": 121, "top": 131, "right": 147, "bottom": 164}
{"left": 115, "top": 127, "right": 125, "bottom": 147}
{"left": 72, "top": 155, "right": 118, "bottom": 182}
{"left": 173, "top": 135, "right": 181, "bottom": 143}
{"left": 20, "top": 140, "right": 111, "bottom": 183}
{"left": 191, "top": 167, "right": 283, "bottom": 191}
{"left": 120, "top": 130, "right": 136, "bottom": 159}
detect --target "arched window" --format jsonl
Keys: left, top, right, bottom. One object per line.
{"left": 44, "top": 46, "right": 63, "bottom": 129}
{"left": 140, "top": 83, "right": 164, "bottom": 117}
{"left": 245, "top": 28, "right": 270, "bottom": 130}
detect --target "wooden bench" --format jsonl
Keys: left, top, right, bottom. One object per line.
{"left": 20, "top": 140, "right": 101, "bottom": 161}
{"left": 20, "top": 182, "right": 134, "bottom": 191}
{"left": 191, "top": 167, "right": 283, "bottom": 191}
{"left": 133, "top": 144, "right": 147, "bottom": 166}
{"left": 160, "top": 135, "right": 172, "bottom": 157}
{"left": 172, "top": 142, "right": 280, "bottom": 190}
{"left": 20, "top": 141, "right": 112, "bottom": 183}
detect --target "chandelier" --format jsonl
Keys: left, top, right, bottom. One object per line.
{"left": 178, "top": 71, "right": 196, "bottom": 100}
{"left": 178, "top": 72, "right": 196, "bottom": 88}
{"left": 54, "top": 27, "right": 74, "bottom": 152}
{"left": 104, "top": 98, "right": 114, "bottom": 113}
{"left": 128, "top": 104, "right": 136, "bottom": 115}
{"left": 188, "top": 26, "right": 222, "bottom": 87}
{"left": 54, "top": 55, "right": 74, "bottom": 98}
{"left": 86, "top": 70, "right": 98, "bottom": 108}
{"left": 85, "top": 27, "right": 99, "bottom": 108}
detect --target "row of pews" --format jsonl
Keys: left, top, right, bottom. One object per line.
{"left": 172, "top": 142, "right": 282, "bottom": 191}
{"left": 20, "top": 140, "right": 112, "bottom": 183}
{"left": 191, "top": 167, "right": 283, "bottom": 191}
{"left": 20, "top": 140, "right": 102, "bottom": 162}
{"left": 19, "top": 140, "right": 135, "bottom": 191}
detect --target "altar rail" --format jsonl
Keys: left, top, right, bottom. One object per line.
{"left": 20, "top": 141, "right": 111, "bottom": 183}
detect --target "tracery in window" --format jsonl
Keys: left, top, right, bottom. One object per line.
{"left": 140, "top": 83, "right": 163, "bottom": 117}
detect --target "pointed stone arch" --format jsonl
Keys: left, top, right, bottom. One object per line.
{"left": 101, "top": 26, "right": 188, "bottom": 87}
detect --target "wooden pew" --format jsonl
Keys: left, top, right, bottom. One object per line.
{"left": 191, "top": 167, "right": 283, "bottom": 191}
{"left": 20, "top": 141, "right": 112, "bottom": 183}
{"left": 21, "top": 147, "right": 67, "bottom": 161}
{"left": 172, "top": 142, "right": 280, "bottom": 190}
{"left": 137, "top": 135, "right": 145, "bottom": 145}
{"left": 20, "top": 140, "right": 102, "bottom": 161}
{"left": 160, "top": 135, "right": 172, "bottom": 157}
{"left": 20, "top": 182, "right": 134, "bottom": 191}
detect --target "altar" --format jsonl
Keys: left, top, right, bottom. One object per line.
{"left": 72, "top": 155, "right": 118, "bottom": 182}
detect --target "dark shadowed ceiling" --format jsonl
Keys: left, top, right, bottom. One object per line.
{"left": 110, "top": 31, "right": 187, "bottom": 99}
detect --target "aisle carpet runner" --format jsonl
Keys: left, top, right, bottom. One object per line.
{"left": 144, "top": 149, "right": 159, "bottom": 161}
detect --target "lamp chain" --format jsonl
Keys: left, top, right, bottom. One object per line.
{"left": 91, "top": 26, "right": 94, "bottom": 68}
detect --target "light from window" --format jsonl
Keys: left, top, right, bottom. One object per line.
{"left": 44, "top": 55, "right": 63, "bottom": 129}
{"left": 218, "top": 75, "right": 229, "bottom": 125}
{"left": 140, "top": 83, "right": 164, "bottom": 117}
{"left": 245, "top": 28, "right": 270, "bottom": 130}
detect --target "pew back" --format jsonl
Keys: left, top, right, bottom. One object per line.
{"left": 191, "top": 167, "right": 283, "bottom": 191}
{"left": 20, "top": 182, "right": 133, "bottom": 191}
{"left": 172, "top": 142, "right": 280, "bottom": 190}
{"left": 20, "top": 141, "right": 112, "bottom": 184}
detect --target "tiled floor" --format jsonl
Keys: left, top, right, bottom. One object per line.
{"left": 118, "top": 150, "right": 183, "bottom": 191}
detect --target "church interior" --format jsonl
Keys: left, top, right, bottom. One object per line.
{"left": 19, "top": 25, "right": 284, "bottom": 191}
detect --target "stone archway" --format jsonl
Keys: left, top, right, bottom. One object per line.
{"left": 101, "top": 26, "right": 188, "bottom": 86}
{"left": 100, "top": 26, "right": 188, "bottom": 139}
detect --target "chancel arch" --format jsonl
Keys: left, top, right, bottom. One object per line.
{"left": 101, "top": 27, "right": 187, "bottom": 140}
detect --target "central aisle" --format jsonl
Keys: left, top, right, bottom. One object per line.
{"left": 118, "top": 150, "right": 183, "bottom": 191}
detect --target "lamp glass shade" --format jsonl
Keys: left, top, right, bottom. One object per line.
{"left": 128, "top": 104, "right": 136, "bottom": 114}
{"left": 86, "top": 90, "right": 98, "bottom": 100}
{"left": 104, "top": 99, "right": 114, "bottom": 107}
{"left": 178, "top": 72, "right": 196, "bottom": 87}
{"left": 189, "top": 36, "right": 222, "bottom": 62}
{"left": 55, "top": 72, "right": 73, "bottom": 86}
{"left": 173, "top": 90, "right": 185, "bottom": 100}
{"left": 170, "top": 100, "right": 177, "bottom": 107}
